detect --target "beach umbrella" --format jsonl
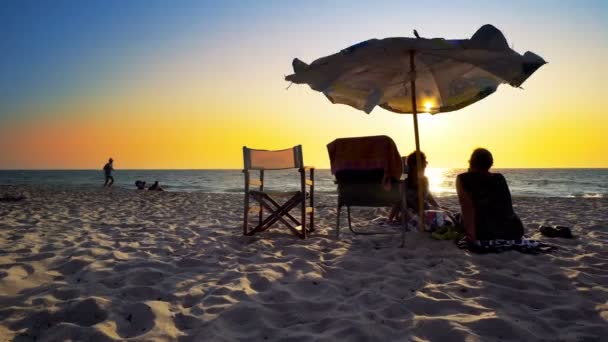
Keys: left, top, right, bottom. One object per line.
{"left": 285, "top": 24, "right": 546, "bottom": 228}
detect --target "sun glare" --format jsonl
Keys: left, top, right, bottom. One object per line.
{"left": 425, "top": 167, "right": 448, "bottom": 195}
{"left": 424, "top": 101, "right": 432, "bottom": 113}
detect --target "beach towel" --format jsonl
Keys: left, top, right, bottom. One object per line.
{"left": 327, "top": 135, "right": 402, "bottom": 189}
{"left": 457, "top": 237, "right": 557, "bottom": 254}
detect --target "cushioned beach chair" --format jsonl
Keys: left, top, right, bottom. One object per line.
{"left": 327, "top": 135, "right": 407, "bottom": 245}
{"left": 242, "top": 145, "right": 314, "bottom": 239}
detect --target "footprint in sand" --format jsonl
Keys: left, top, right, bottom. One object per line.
{"left": 181, "top": 293, "right": 205, "bottom": 308}
{"left": 9, "top": 299, "right": 110, "bottom": 339}
{"left": 3, "top": 263, "right": 35, "bottom": 281}
{"left": 175, "top": 257, "right": 203, "bottom": 268}
{"left": 246, "top": 273, "right": 273, "bottom": 292}
{"left": 16, "top": 252, "right": 55, "bottom": 262}
{"left": 10, "top": 310, "right": 57, "bottom": 334}
{"left": 53, "top": 259, "right": 90, "bottom": 275}
{"left": 39, "top": 243, "right": 61, "bottom": 252}
{"left": 63, "top": 298, "right": 109, "bottom": 326}
{"left": 121, "top": 286, "right": 169, "bottom": 301}
{"left": 100, "top": 275, "right": 126, "bottom": 289}
{"left": 217, "top": 305, "right": 269, "bottom": 332}
{"left": 202, "top": 294, "right": 232, "bottom": 307}
{"left": 116, "top": 302, "right": 156, "bottom": 338}
{"left": 42, "top": 323, "right": 115, "bottom": 342}
{"left": 52, "top": 287, "right": 81, "bottom": 301}
{"left": 173, "top": 313, "right": 200, "bottom": 331}
{"left": 129, "top": 270, "right": 166, "bottom": 286}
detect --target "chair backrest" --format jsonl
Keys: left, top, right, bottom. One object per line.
{"left": 327, "top": 135, "right": 402, "bottom": 182}
{"left": 243, "top": 145, "right": 303, "bottom": 170}
{"left": 335, "top": 169, "right": 385, "bottom": 184}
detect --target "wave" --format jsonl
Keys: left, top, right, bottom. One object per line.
{"left": 581, "top": 193, "right": 604, "bottom": 198}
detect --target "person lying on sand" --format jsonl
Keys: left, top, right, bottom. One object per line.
{"left": 148, "top": 181, "right": 164, "bottom": 191}
{"left": 0, "top": 194, "right": 26, "bottom": 202}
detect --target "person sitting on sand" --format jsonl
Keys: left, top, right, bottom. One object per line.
{"left": 135, "top": 180, "right": 146, "bottom": 190}
{"left": 403, "top": 151, "right": 443, "bottom": 212}
{"left": 148, "top": 181, "right": 164, "bottom": 191}
{"left": 389, "top": 151, "right": 448, "bottom": 226}
{"left": 456, "top": 148, "right": 524, "bottom": 241}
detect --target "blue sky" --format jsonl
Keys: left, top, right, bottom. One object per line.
{"left": 1, "top": 0, "right": 607, "bottom": 168}
{"left": 2, "top": 0, "right": 606, "bottom": 120}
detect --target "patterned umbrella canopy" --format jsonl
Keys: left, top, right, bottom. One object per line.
{"left": 285, "top": 24, "right": 546, "bottom": 227}
{"left": 286, "top": 24, "right": 545, "bottom": 115}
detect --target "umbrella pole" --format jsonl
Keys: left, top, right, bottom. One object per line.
{"left": 409, "top": 50, "right": 425, "bottom": 232}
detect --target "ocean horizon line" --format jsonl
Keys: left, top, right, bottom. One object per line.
{"left": 2, "top": 167, "right": 608, "bottom": 171}
{"left": 1, "top": 169, "right": 606, "bottom": 198}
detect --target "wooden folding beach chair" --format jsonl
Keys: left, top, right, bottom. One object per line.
{"left": 327, "top": 136, "right": 408, "bottom": 246}
{"left": 242, "top": 145, "right": 314, "bottom": 239}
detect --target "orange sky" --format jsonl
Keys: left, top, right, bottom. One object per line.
{"left": 1, "top": 1, "right": 607, "bottom": 169}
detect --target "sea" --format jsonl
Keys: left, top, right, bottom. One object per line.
{"left": 1, "top": 169, "right": 606, "bottom": 198}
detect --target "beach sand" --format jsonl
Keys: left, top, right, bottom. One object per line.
{"left": 0, "top": 185, "right": 607, "bottom": 341}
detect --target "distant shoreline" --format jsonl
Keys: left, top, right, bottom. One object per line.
{"left": 1, "top": 168, "right": 607, "bottom": 198}
{"left": 1, "top": 168, "right": 608, "bottom": 171}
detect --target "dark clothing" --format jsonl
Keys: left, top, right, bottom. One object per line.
{"left": 148, "top": 182, "right": 163, "bottom": 191}
{"left": 103, "top": 162, "right": 114, "bottom": 186}
{"left": 404, "top": 175, "right": 430, "bottom": 212}
{"left": 457, "top": 172, "right": 524, "bottom": 240}
{"left": 104, "top": 174, "right": 114, "bottom": 184}
{"left": 103, "top": 163, "right": 113, "bottom": 176}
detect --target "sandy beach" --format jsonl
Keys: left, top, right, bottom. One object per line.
{"left": 0, "top": 184, "right": 606, "bottom": 341}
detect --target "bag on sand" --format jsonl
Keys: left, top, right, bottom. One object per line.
{"left": 407, "top": 209, "right": 456, "bottom": 232}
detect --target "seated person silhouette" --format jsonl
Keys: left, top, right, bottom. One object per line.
{"left": 456, "top": 148, "right": 524, "bottom": 241}
{"left": 135, "top": 180, "right": 146, "bottom": 190}
{"left": 148, "top": 181, "right": 164, "bottom": 191}
{"left": 403, "top": 151, "right": 443, "bottom": 212}
{"left": 389, "top": 151, "right": 445, "bottom": 224}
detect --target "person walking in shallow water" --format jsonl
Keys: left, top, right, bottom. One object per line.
{"left": 103, "top": 158, "right": 114, "bottom": 187}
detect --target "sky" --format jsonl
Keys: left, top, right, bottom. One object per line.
{"left": 1, "top": 0, "right": 607, "bottom": 169}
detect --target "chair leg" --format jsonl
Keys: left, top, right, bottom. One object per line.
{"left": 336, "top": 205, "right": 341, "bottom": 238}
{"left": 400, "top": 203, "right": 407, "bottom": 248}
{"left": 243, "top": 193, "right": 250, "bottom": 236}
{"left": 259, "top": 170, "right": 264, "bottom": 227}
{"left": 243, "top": 201, "right": 249, "bottom": 235}
{"left": 347, "top": 206, "right": 354, "bottom": 234}
{"left": 301, "top": 194, "right": 306, "bottom": 240}
{"left": 309, "top": 168, "right": 315, "bottom": 232}
{"left": 251, "top": 193, "right": 303, "bottom": 236}
{"left": 400, "top": 181, "right": 407, "bottom": 247}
